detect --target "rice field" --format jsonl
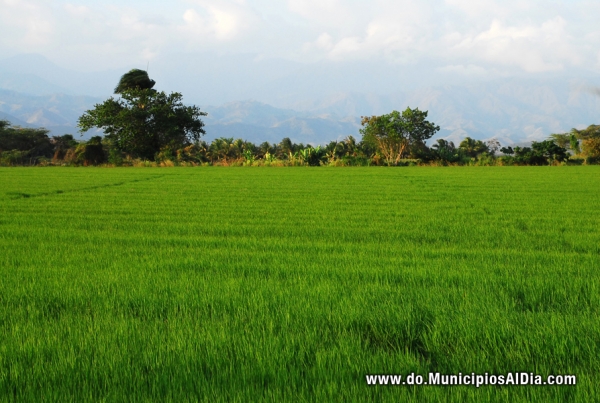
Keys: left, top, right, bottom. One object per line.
{"left": 0, "top": 166, "right": 599, "bottom": 402}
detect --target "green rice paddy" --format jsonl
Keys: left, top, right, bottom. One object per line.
{"left": 0, "top": 167, "right": 599, "bottom": 402}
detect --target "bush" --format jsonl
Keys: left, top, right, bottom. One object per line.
{"left": 567, "top": 158, "right": 585, "bottom": 166}
{"left": 0, "top": 150, "right": 28, "bottom": 166}
{"left": 108, "top": 148, "right": 124, "bottom": 166}
{"left": 585, "top": 156, "right": 600, "bottom": 165}
{"left": 155, "top": 147, "right": 175, "bottom": 164}
{"left": 63, "top": 137, "right": 106, "bottom": 166}
{"left": 64, "top": 145, "right": 86, "bottom": 165}
{"left": 83, "top": 137, "right": 106, "bottom": 165}
{"left": 582, "top": 138, "right": 600, "bottom": 158}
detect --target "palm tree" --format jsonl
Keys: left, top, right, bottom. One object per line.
{"left": 343, "top": 136, "right": 358, "bottom": 156}
{"left": 209, "top": 137, "right": 238, "bottom": 163}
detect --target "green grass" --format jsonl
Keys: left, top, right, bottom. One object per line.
{"left": 0, "top": 166, "right": 599, "bottom": 402}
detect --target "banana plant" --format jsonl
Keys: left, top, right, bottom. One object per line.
{"left": 243, "top": 149, "right": 255, "bottom": 164}
{"left": 299, "top": 148, "right": 311, "bottom": 162}
{"left": 299, "top": 146, "right": 325, "bottom": 166}
{"left": 288, "top": 151, "right": 300, "bottom": 165}
{"left": 264, "top": 152, "right": 276, "bottom": 163}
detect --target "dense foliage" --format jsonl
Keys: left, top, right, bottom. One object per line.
{"left": 3, "top": 113, "right": 600, "bottom": 167}
{"left": 500, "top": 140, "right": 570, "bottom": 165}
{"left": 78, "top": 89, "right": 207, "bottom": 160}
{"left": 76, "top": 70, "right": 207, "bottom": 160}
{"left": 114, "top": 69, "right": 156, "bottom": 94}
{"left": 0, "top": 121, "right": 53, "bottom": 164}
{"left": 0, "top": 121, "right": 110, "bottom": 166}
{"left": 359, "top": 108, "right": 440, "bottom": 165}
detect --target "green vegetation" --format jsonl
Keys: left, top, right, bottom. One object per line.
{"left": 359, "top": 107, "right": 440, "bottom": 165}
{"left": 3, "top": 119, "right": 599, "bottom": 167}
{"left": 113, "top": 69, "right": 157, "bottom": 94}
{"left": 6, "top": 69, "right": 596, "bottom": 168}
{"left": 1, "top": 167, "right": 599, "bottom": 402}
{"left": 78, "top": 69, "right": 207, "bottom": 160}
{"left": 1, "top": 68, "right": 599, "bottom": 167}
{"left": 499, "top": 140, "right": 570, "bottom": 165}
{"left": 0, "top": 121, "right": 53, "bottom": 165}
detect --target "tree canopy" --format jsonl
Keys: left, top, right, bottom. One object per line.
{"left": 0, "top": 120, "right": 53, "bottom": 161}
{"left": 114, "top": 69, "right": 156, "bottom": 94}
{"left": 500, "top": 141, "right": 569, "bottom": 165}
{"left": 458, "top": 137, "right": 489, "bottom": 158}
{"left": 571, "top": 125, "right": 600, "bottom": 140}
{"left": 79, "top": 73, "right": 207, "bottom": 160}
{"left": 549, "top": 133, "right": 570, "bottom": 149}
{"left": 360, "top": 107, "right": 440, "bottom": 165}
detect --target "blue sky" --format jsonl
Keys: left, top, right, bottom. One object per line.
{"left": 1, "top": 0, "right": 599, "bottom": 76}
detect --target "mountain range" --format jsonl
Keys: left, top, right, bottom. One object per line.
{"left": 0, "top": 53, "right": 599, "bottom": 145}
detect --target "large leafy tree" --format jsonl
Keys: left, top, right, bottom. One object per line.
{"left": 360, "top": 107, "right": 439, "bottom": 165}
{"left": 78, "top": 72, "right": 207, "bottom": 160}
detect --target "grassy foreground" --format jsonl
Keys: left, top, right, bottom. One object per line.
{"left": 0, "top": 167, "right": 599, "bottom": 402}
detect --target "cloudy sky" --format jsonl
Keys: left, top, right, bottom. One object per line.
{"left": 1, "top": 0, "right": 599, "bottom": 75}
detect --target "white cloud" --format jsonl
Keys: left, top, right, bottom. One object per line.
{"left": 289, "top": 0, "right": 597, "bottom": 73}
{"left": 444, "top": 0, "right": 509, "bottom": 20}
{"left": 63, "top": 4, "right": 90, "bottom": 17}
{"left": 0, "top": 0, "right": 55, "bottom": 47}
{"left": 293, "top": 0, "right": 436, "bottom": 62}
{"left": 181, "top": 1, "right": 260, "bottom": 42}
{"left": 0, "top": 0, "right": 598, "bottom": 75}
{"left": 438, "top": 64, "right": 488, "bottom": 76}
{"left": 523, "top": 125, "right": 546, "bottom": 141}
{"left": 449, "top": 17, "right": 579, "bottom": 73}
{"left": 315, "top": 33, "right": 334, "bottom": 51}
{"left": 288, "top": 0, "right": 361, "bottom": 31}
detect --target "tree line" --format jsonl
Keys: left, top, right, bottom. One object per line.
{"left": 1, "top": 70, "right": 599, "bottom": 167}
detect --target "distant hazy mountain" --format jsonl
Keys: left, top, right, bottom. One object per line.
{"left": 282, "top": 80, "right": 600, "bottom": 144}
{"left": 2, "top": 85, "right": 599, "bottom": 145}
{"left": 0, "top": 110, "right": 33, "bottom": 128}
{"left": 0, "top": 89, "right": 103, "bottom": 137}
{"left": 1, "top": 53, "right": 599, "bottom": 145}
{"left": 202, "top": 101, "right": 359, "bottom": 144}
{"left": 0, "top": 89, "right": 360, "bottom": 142}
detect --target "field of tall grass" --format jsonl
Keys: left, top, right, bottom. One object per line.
{"left": 0, "top": 166, "right": 599, "bottom": 402}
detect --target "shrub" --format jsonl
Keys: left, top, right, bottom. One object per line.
{"left": 83, "top": 137, "right": 106, "bottom": 166}
{"left": 582, "top": 138, "right": 600, "bottom": 158}
{"left": 63, "top": 145, "right": 86, "bottom": 165}
{"left": 0, "top": 150, "right": 28, "bottom": 166}
{"left": 108, "top": 148, "right": 124, "bottom": 166}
